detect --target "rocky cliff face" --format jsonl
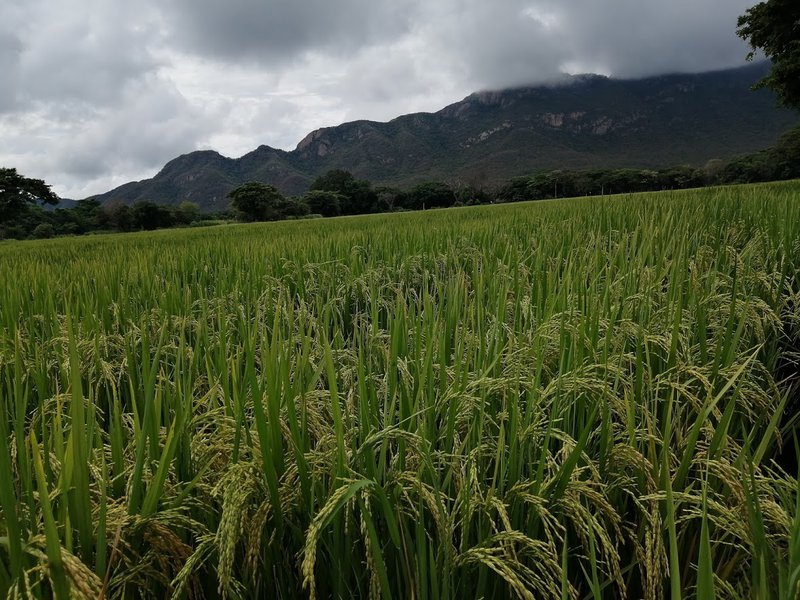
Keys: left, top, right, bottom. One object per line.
{"left": 89, "top": 63, "right": 798, "bottom": 211}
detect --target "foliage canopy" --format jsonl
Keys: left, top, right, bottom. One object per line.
{"left": 0, "top": 168, "right": 59, "bottom": 224}
{"left": 228, "top": 182, "right": 285, "bottom": 222}
{"left": 738, "top": 0, "right": 800, "bottom": 109}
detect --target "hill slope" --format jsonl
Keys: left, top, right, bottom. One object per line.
{"left": 92, "top": 63, "right": 798, "bottom": 211}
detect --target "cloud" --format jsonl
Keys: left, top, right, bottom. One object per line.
{"left": 56, "top": 77, "right": 214, "bottom": 178}
{"left": 2, "top": 0, "right": 163, "bottom": 113}
{"left": 428, "top": 1, "right": 567, "bottom": 89}
{"left": 160, "top": 0, "right": 418, "bottom": 65}
{"left": 0, "top": 31, "right": 23, "bottom": 112}
{"left": 533, "top": 0, "right": 755, "bottom": 78}
{"left": 412, "top": 0, "right": 755, "bottom": 90}
{"left": 0, "top": 3, "right": 27, "bottom": 113}
{"left": 0, "top": 0, "right": 760, "bottom": 198}
{"left": 0, "top": 75, "right": 217, "bottom": 198}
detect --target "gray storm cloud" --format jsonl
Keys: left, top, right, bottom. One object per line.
{"left": 0, "top": 32, "right": 22, "bottom": 112}
{"left": 0, "top": 0, "right": 759, "bottom": 198}
{"left": 534, "top": 0, "right": 755, "bottom": 77}
{"left": 162, "top": 0, "right": 418, "bottom": 63}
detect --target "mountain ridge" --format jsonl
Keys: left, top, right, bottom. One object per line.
{"left": 90, "top": 62, "right": 799, "bottom": 211}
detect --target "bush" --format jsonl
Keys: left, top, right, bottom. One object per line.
{"left": 32, "top": 223, "right": 56, "bottom": 239}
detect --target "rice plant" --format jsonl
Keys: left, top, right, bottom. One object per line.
{"left": 1, "top": 181, "right": 799, "bottom": 599}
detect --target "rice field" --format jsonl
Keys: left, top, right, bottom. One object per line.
{"left": 1, "top": 181, "right": 800, "bottom": 599}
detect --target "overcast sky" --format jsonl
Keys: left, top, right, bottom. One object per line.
{"left": 0, "top": 0, "right": 757, "bottom": 199}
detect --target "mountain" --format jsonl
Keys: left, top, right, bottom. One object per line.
{"left": 91, "top": 63, "right": 798, "bottom": 211}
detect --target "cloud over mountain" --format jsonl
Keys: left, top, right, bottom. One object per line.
{"left": 0, "top": 0, "right": 759, "bottom": 198}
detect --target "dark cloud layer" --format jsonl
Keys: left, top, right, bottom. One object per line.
{"left": 163, "top": 0, "right": 417, "bottom": 64}
{"left": 0, "top": 0, "right": 758, "bottom": 197}
{"left": 0, "top": 32, "right": 23, "bottom": 112}
{"left": 540, "top": 0, "right": 753, "bottom": 77}
{"left": 421, "top": 0, "right": 754, "bottom": 89}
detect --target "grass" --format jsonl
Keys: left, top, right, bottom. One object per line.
{"left": 0, "top": 181, "right": 799, "bottom": 599}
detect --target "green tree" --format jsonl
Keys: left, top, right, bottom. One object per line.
{"left": 304, "top": 190, "right": 343, "bottom": 217}
{"left": 374, "top": 186, "right": 406, "bottom": 212}
{"left": 770, "top": 124, "right": 800, "bottom": 178}
{"left": 309, "top": 170, "right": 377, "bottom": 215}
{"left": 454, "top": 185, "right": 490, "bottom": 206}
{"left": 738, "top": 0, "right": 800, "bottom": 110}
{"left": 131, "top": 201, "right": 176, "bottom": 230}
{"left": 102, "top": 202, "right": 136, "bottom": 232}
{"left": 0, "top": 168, "right": 60, "bottom": 224}
{"left": 276, "top": 196, "right": 310, "bottom": 218}
{"left": 498, "top": 177, "right": 533, "bottom": 203}
{"left": 403, "top": 182, "right": 456, "bottom": 210}
{"left": 32, "top": 223, "right": 56, "bottom": 239}
{"left": 71, "top": 199, "right": 102, "bottom": 233}
{"left": 228, "top": 182, "right": 284, "bottom": 222}
{"left": 177, "top": 200, "right": 200, "bottom": 225}
{"left": 309, "top": 169, "right": 354, "bottom": 193}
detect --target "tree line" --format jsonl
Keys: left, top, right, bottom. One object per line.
{"left": 226, "top": 170, "right": 492, "bottom": 223}
{"left": 0, "top": 186, "right": 220, "bottom": 240}
{"left": 2, "top": 123, "right": 799, "bottom": 240}
{"left": 225, "top": 124, "right": 800, "bottom": 221}
{"left": 498, "top": 126, "right": 800, "bottom": 202}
